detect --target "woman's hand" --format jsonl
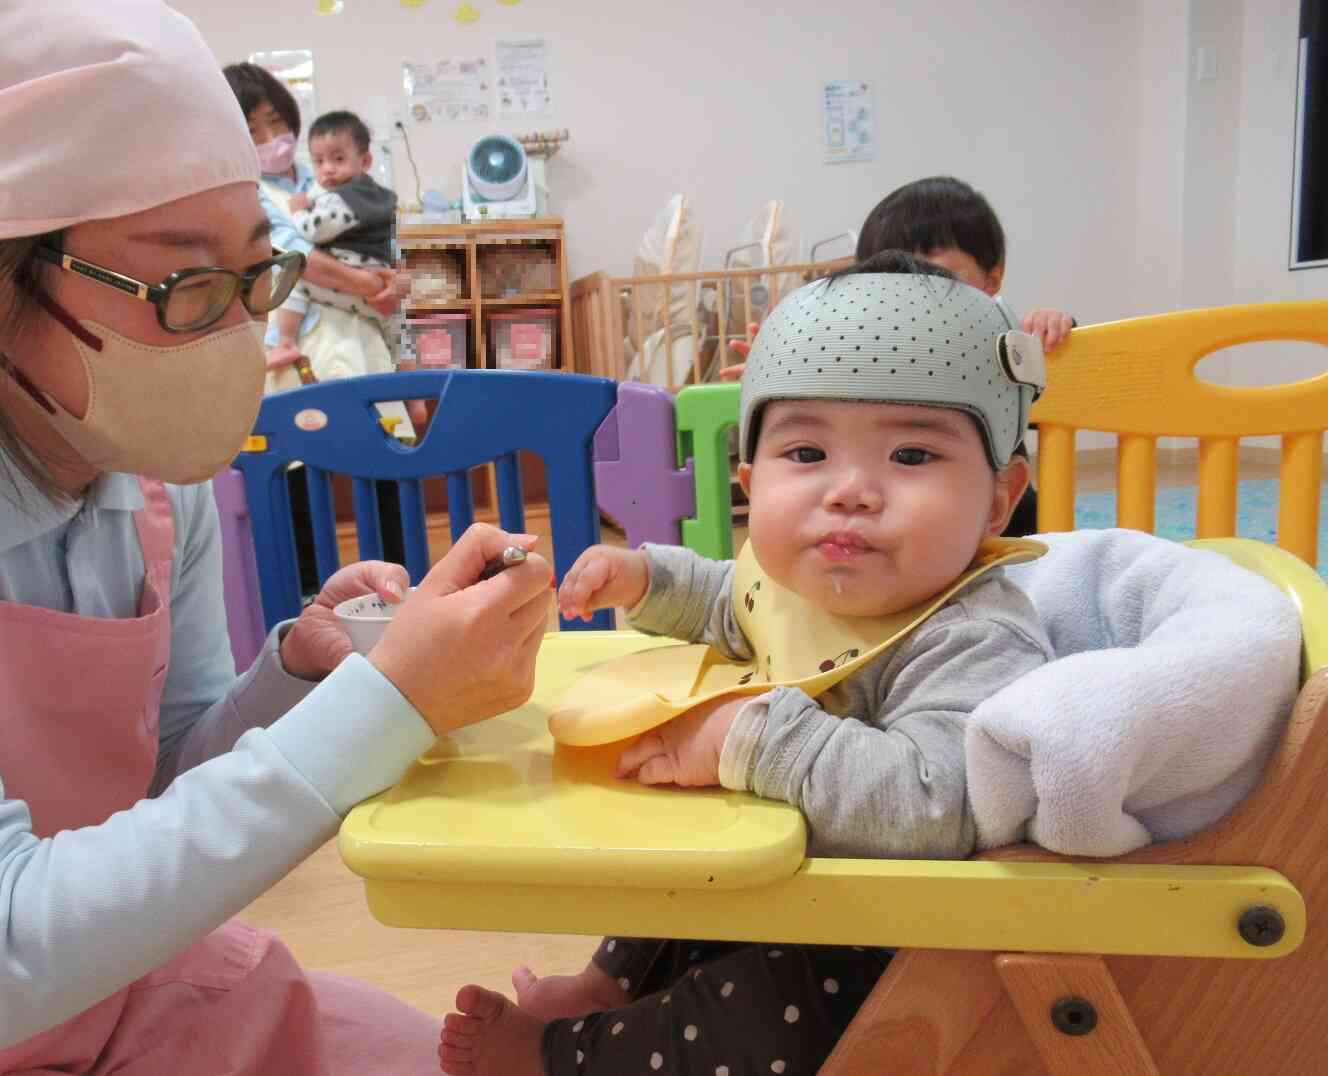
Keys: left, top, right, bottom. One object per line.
{"left": 615, "top": 696, "right": 746, "bottom": 787}
{"left": 360, "top": 266, "right": 399, "bottom": 317}
{"left": 280, "top": 561, "right": 410, "bottom": 681}
{"left": 556, "top": 545, "right": 650, "bottom": 622}
{"left": 368, "top": 524, "right": 554, "bottom": 738}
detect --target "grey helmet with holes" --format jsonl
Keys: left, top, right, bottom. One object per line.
{"left": 738, "top": 272, "right": 1046, "bottom": 467}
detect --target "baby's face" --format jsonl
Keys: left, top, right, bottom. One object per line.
{"left": 310, "top": 131, "right": 371, "bottom": 190}
{"left": 920, "top": 246, "right": 1003, "bottom": 297}
{"left": 739, "top": 399, "right": 1021, "bottom": 617}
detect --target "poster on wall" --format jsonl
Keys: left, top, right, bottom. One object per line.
{"left": 249, "top": 50, "right": 317, "bottom": 166}
{"left": 822, "top": 80, "right": 874, "bottom": 165}
{"left": 402, "top": 58, "right": 491, "bottom": 122}
{"left": 495, "top": 38, "right": 553, "bottom": 117}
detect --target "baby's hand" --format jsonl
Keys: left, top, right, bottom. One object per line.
{"left": 557, "top": 545, "right": 649, "bottom": 622}
{"left": 616, "top": 695, "right": 746, "bottom": 787}
{"left": 1020, "top": 308, "right": 1075, "bottom": 351}
{"left": 289, "top": 192, "right": 312, "bottom": 213}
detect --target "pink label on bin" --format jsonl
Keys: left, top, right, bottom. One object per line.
{"left": 418, "top": 331, "right": 452, "bottom": 366}
{"left": 511, "top": 323, "right": 543, "bottom": 363}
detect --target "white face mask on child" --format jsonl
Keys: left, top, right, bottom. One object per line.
{"left": 2, "top": 298, "right": 265, "bottom": 485}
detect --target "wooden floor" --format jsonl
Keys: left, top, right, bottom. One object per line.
{"left": 241, "top": 840, "right": 597, "bottom": 1017}
{"left": 242, "top": 453, "right": 1286, "bottom": 1018}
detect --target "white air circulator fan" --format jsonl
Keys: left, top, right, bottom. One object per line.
{"left": 461, "top": 130, "right": 569, "bottom": 221}
{"left": 462, "top": 134, "right": 538, "bottom": 220}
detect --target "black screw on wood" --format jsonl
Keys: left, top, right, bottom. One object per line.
{"left": 1051, "top": 997, "right": 1098, "bottom": 1037}
{"left": 1238, "top": 905, "right": 1286, "bottom": 948}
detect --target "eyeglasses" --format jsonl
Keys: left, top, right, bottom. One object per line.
{"left": 35, "top": 246, "right": 307, "bottom": 334}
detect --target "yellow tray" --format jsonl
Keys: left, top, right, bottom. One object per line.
{"left": 339, "top": 631, "right": 809, "bottom": 894}
{"left": 339, "top": 630, "right": 1303, "bottom": 960}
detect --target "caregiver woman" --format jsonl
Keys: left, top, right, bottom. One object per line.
{"left": 222, "top": 62, "right": 403, "bottom": 393}
{"left": 0, "top": 2, "right": 552, "bottom": 1071}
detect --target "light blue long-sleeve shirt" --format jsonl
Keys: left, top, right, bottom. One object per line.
{"left": 0, "top": 456, "right": 435, "bottom": 1047}
{"left": 257, "top": 163, "right": 320, "bottom": 344}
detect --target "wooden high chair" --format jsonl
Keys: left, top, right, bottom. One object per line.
{"left": 820, "top": 301, "right": 1328, "bottom": 1075}
{"left": 821, "top": 540, "right": 1328, "bottom": 1076}
{"left": 341, "top": 303, "right": 1328, "bottom": 1076}
{"left": 342, "top": 538, "right": 1325, "bottom": 1075}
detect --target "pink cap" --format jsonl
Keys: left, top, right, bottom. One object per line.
{"left": 0, "top": 0, "right": 259, "bottom": 240}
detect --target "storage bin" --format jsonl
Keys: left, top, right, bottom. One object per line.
{"left": 478, "top": 242, "right": 557, "bottom": 298}
{"left": 403, "top": 249, "right": 466, "bottom": 304}
{"left": 404, "top": 313, "right": 470, "bottom": 368}
{"left": 488, "top": 308, "right": 558, "bottom": 370}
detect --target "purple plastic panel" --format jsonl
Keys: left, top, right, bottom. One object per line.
{"left": 211, "top": 467, "right": 267, "bottom": 671}
{"left": 594, "top": 381, "right": 696, "bottom": 548}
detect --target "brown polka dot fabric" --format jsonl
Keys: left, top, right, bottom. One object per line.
{"left": 541, "top": 938, "right": 890, "bottom": 1076}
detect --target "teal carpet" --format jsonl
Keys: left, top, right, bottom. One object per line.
{"left": 1073, "top": 479, "right": 1328, "bottom": 582}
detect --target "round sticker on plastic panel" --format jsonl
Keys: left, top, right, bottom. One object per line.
{"left": 294, "top": 408, "right": 328, "bottom": 432}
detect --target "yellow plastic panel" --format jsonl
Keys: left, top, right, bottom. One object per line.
{"left": 1031, "top": 300, "right": 1328, "bottom": 565}
{"left": 1279, "top": 432, "right": 1324, "bottom": 567}
{"left": 1197, "top": 437, "right": 1238, "bottom": 538}
{"left": 1036, "top": 424, "right": 1077, "bottom": 533}
{"left": 1030, "top": 300, "right": 1328, "bottom": 439}
{"left": 358, "top": 857, "right": 1303, "bottom": 960}
{"left": 1116, "top": 435, "right": 1156, "bottom": 531}
{"left": 340, "top": 632, "right": 808, "bottom": 893}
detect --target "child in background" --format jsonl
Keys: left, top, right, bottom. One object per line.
{"left": 438, "top": 252, "right": 1054, "bottom": 1076}
{"left": 855, "top": 176, "right": 1073, "bottom": 350}
{"left": 269, "top": 110, "right": 398, "bottom": 367}
{"left": 856, "top": 177, "right": 1075, "bottom": 536}
{"left": 725, "top": 176, "right": 1072, "bottom": 536}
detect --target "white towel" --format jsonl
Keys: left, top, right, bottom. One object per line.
{"left": 966, "top": 529, "right": 1302, "bottom": 856}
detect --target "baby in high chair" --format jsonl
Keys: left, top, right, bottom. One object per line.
{"left": 269, "top": 109, "right": 397, "bottom": 368}
{"left": 439, "top": 250, "right": 1055, "bottom": 1076}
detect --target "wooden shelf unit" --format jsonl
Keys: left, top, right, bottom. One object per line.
{"left": 397, "top": 217, "right": 573, "bottom": 372}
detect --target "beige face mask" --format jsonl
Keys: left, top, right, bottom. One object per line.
{"left": 3, "top": 305, "right": 265, "bottom": 485}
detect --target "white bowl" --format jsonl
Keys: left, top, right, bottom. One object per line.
{"left": 334, "top": 587, "right": 415, "bottom": 655}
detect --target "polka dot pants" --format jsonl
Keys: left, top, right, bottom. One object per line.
{"left": 540, "top": 939, "right": 891, "bottom": 1075}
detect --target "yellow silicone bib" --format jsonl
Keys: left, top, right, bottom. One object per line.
{"left": 549, "top": 537, "right": 1046, "bottom": 746}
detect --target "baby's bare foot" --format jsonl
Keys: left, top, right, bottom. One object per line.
{"left": 265, "top": 342, "right": 301, "bottom": 370}
{"left": 513, "top": 963, "right": 632, "bottom": 1021}
{"left": 439, "top": 986, "right": 545, "bottom": 1076}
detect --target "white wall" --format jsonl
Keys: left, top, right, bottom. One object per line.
{"left": 175, "top": 0, "right": 1149, "bottom": 327}
{"left": 1229, "top": 0, "right": 1328, "bottom": 389}
{"left": 1182, "top": 0, "right": 1244, "bottom": 318}
{"left": 176, "top": 0, "right": 1325, "bottom": 407}
{"left": 1130, "top": 0, "right": 1326, "bottom": 412}
{"left": 1235, "top": 0, "right": 1310, "bottom": 315}
{"left": 1131, "top": 0, "right": 1190, "bottom": 318}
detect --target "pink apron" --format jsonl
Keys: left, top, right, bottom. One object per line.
{"left": 0, "top": 478, "right": 440, "bottom": 1074}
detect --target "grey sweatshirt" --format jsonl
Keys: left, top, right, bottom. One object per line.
{"left": 630, "top": 544, "right": 1052, "bottom": 860}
